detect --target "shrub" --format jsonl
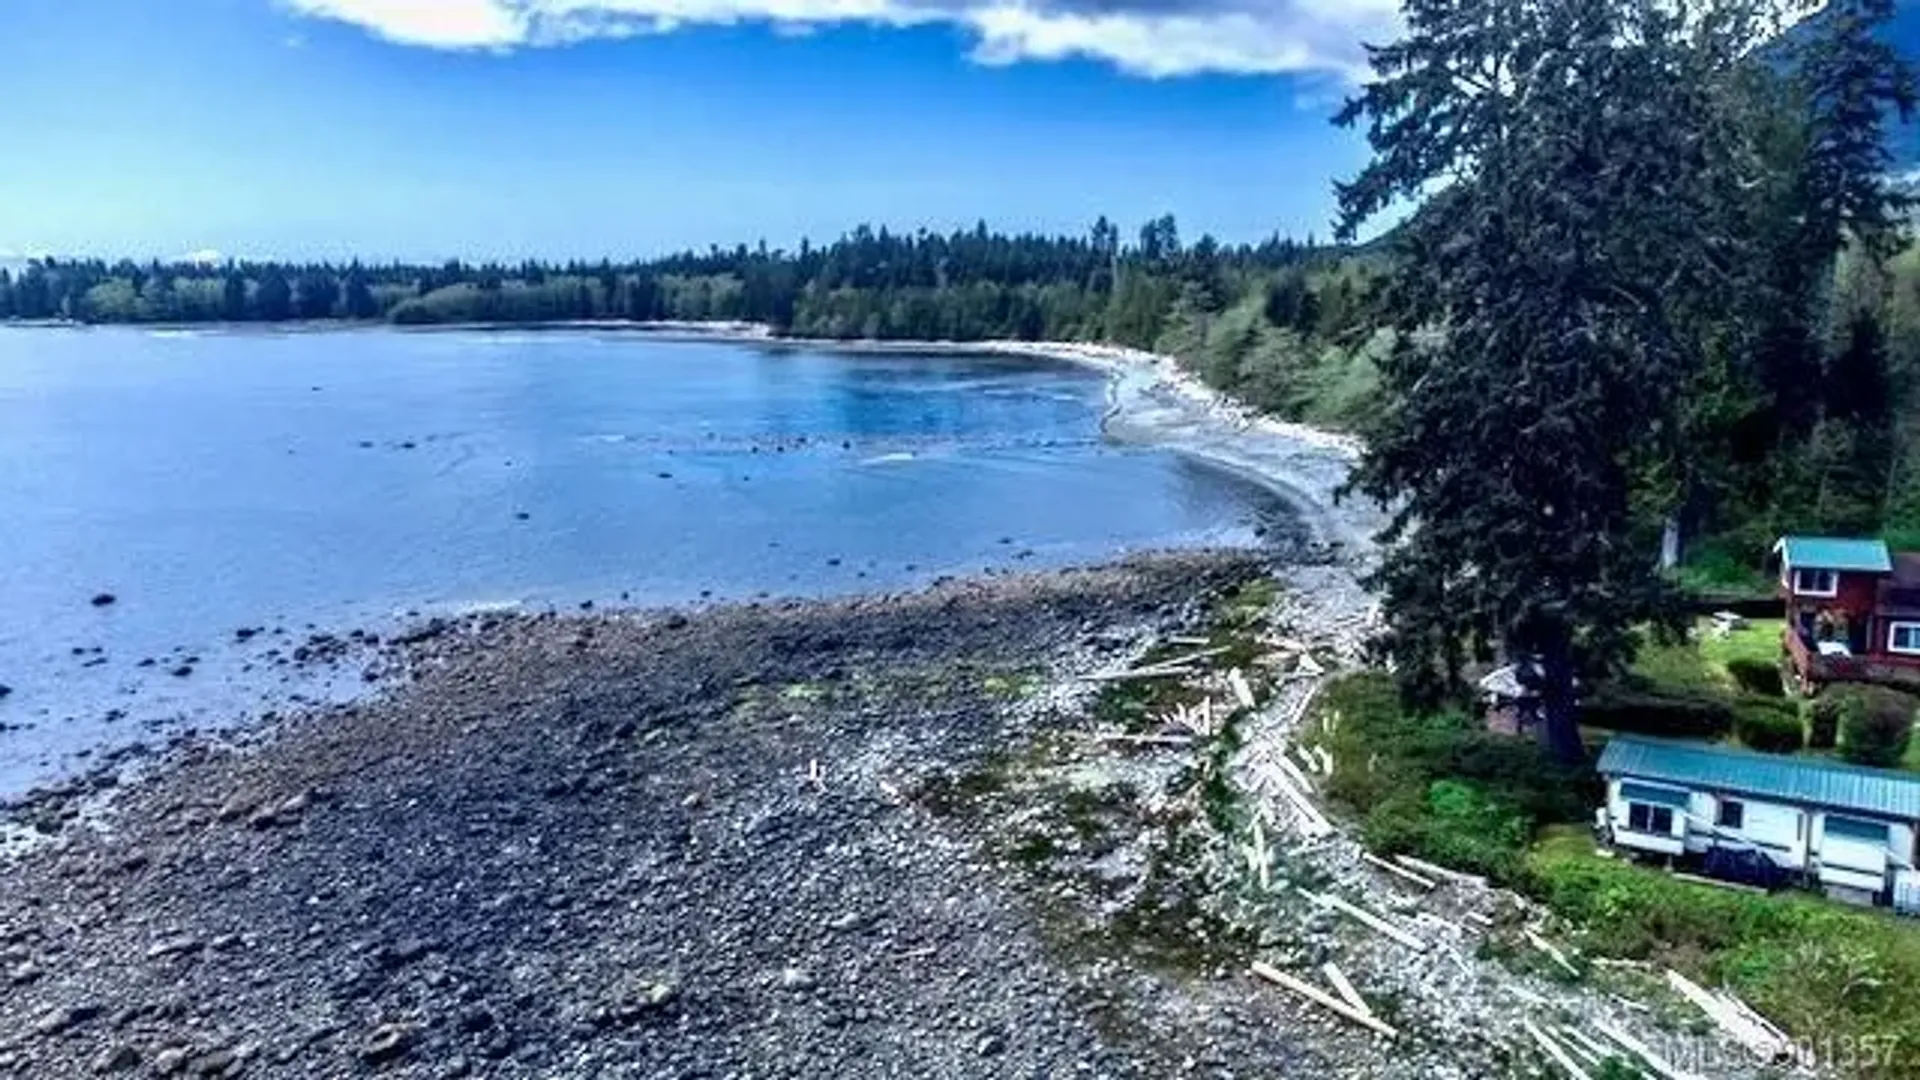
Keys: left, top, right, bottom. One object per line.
{"left": 1674, "top": 535, "right": 1775, "bottom": 597}
{"left": 1416, "top": 779, "right": 1532, "bottom": 880}
{"left": 1726, "top": 657, "right": 1785, "bottom": 698}
{"left": 1362, "top": 780, "right": 1531, "bottom": 883}
{"left": 1734, "top": 697, "right": 1804, "bottom": 754}
{"left": 1579, "top": 689, "right": 1734, "bottom": 740}
{"left": 1806, "top": 694, "right": 1842, "bottom": 750}
{"left": 1837, "top": 686, "right": 1918, "bottom": 768}
{"left": 1314, "top": 674, "right": 1475, "bottom": 813}
{"left": 1446, "top": 733, "right": 1596, "bottom": 824}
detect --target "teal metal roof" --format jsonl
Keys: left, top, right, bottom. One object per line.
{"left": 1598, "top": 736, "right": 1920, "bottom": 820}
{"left": 1776, "top": 536, "right": 1893, "bottom": 573}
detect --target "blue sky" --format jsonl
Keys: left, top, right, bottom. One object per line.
{"left": 0, "top": 0, "right": 1398, "bottom": 261}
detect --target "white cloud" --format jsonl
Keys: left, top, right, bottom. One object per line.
{"left": 283, "top": 0, "right": 529, "bottom": 47}
{"left": 278, "top": 0, "right": 1403, "bottom": 78}
{"left": 179, "top": 249, "right": 227, "bottom": 264}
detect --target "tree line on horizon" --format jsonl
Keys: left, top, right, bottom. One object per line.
{"left": 0, "top": 217, "right": 1391, "bottom": 428}
{"left": 0, "top": 217, "right": 1349, "bottom": 338}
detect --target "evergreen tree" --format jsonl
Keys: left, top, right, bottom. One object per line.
{"left": 222, "top": 272, "right": 248, "bottom": 321}
{"left": 255, "top": 269, "right": 292, "bottom": 321}
{"left": 1731, "top": 0, "right": 1917, "bottom": 531}
{"left": 343, "top": 265, "right": 378, "bottom": 320}
{"left": 1335, "top": 0, "right": 1783, "bottom": 763}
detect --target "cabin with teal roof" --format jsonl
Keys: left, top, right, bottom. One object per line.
{"left": 1775, "top": 536, "right": 1920, "bottom": 694}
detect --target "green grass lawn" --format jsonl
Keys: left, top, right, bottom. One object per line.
{"left": 1632, "top": 617, "right": 1785, "bottom": 699}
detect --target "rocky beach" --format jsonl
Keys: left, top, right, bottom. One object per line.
{"left": 0, "top": 553, "right": 1299, "bottom": 1078}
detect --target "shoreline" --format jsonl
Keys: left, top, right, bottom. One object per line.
{"left": 18, "top": 317, "right": 1380, "bottom": 552}
{"left": 414, "top": 319, "right": 1381, "bottom": 555}
{"left": 0, "top": 328, "right": 1800, "bottom": 1080}
{"left": 0, "top": 320, "right": 1375, "bottom": 803}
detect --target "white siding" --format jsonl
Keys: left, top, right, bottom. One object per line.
{"left": 1728, "top": 798, "right": 1805, "bottom": 867}
{"left": 1684, "top": 791, "right": 1715, "bottom": 853}
{"left": 1816, "top": 816, "right": 1890, "bottom": 872}
{"left": 1675, "top": 792, "right": 1806, "bottom": 869}
{"left": 1893, "top": 824, "right": 1916, "bottom": 869}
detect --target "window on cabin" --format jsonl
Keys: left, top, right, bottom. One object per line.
{"left": 1826, "top": 815, "right": 1889, "bottom": 845}
{"left": 1793, "top": 567, "right": 1839, "bottom": 597}
{"left": 1891, "top": 623, "right": 1920, "bottom": 656}
{"left": 1717, "top": 799, "right": 1744, "bottom": 830}
{"left": 1627, "top": 803, "right": 1675, "bottom": 835}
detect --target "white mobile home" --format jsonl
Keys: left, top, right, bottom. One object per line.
{"left": 1597, "top": 736, "right": 1920, "bottom": 906}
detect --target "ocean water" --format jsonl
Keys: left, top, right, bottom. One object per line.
{"left": 0, "top": 326, "right": 1299, "bottom": 793}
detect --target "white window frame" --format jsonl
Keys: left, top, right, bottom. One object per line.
{"left": 1890, "top": 622, "right": 1920, "bottom": 656}
{"left": 1627, "top": 802, "right": 1676, "bottom": 836}
{"left": 1793, "top": 567, "right": 1839, "bottom": 598}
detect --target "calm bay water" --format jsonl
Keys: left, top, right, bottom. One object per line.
{"left": 0, "top": 326, "right": 1296, "bottom": 792}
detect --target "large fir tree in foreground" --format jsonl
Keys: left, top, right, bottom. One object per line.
{"left": 1336, "top": 0, "right": 1913, "bottom": 763}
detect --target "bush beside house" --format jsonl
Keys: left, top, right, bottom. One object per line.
{"left": 1726, "top": 657, "right": 1786, "bottom": 697}
{"left": 1806, "top": 694, "right": 1843, "bottom": 749}
{"left": 1835, "top": 686, "right": 1919, "bottom": 768}
{"left": 1735, "top": 697, "right": 1806, "bottom": 753}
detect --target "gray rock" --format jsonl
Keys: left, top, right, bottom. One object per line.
{"left": 33, "top": 1002, "right": 101, "bottom": 1037}
{"left": 378, "top": 937, "right": 433, "bottom": 968}
{"left": 146, "top": 935, "right": 203, "bottom": 960}
{"left": 90, "top": 1044, "right": 140, "bottom": 1074}
{"left": 358, "top": 1024, "right": 412, "bottom": 1066}
{"left": 186, "top": 1048, "right": 235, "bottom": 1076}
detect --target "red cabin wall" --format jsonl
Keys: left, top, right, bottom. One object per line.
{"left": 1836, "top": 572, "right": 1881, "bottom": 617}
